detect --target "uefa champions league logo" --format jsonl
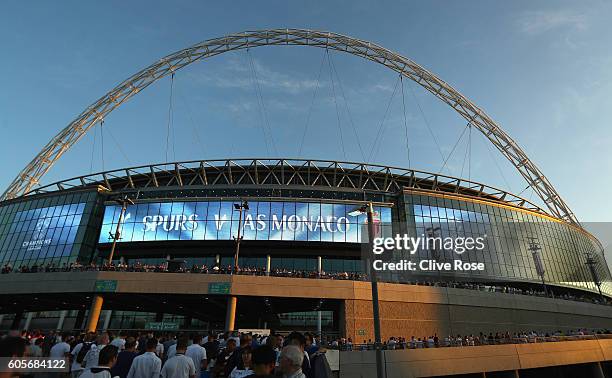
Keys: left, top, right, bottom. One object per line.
{"left": 22, "top": 218, "right": 53, "bottom": 251}
{"left": 34, "top": 218, "right": 51, "bottom": 234}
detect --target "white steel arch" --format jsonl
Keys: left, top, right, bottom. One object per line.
{"left": 1, "top": 29, "right": 578, "bottom": 224}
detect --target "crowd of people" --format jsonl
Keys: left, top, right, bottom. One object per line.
{"left": 328, "top": 328, "right": 612, "bottom": 351}
{"left": 0, "top": 329, "right": 333, "bottom": 378}
{"left": 1, "top": 261, "right": 609, "bottom": 306}
{"left": 0, "top": 262, "right": 366, "bottom": 282}
{"left": 1, "top": 327, "right": 611, "bottom": 378}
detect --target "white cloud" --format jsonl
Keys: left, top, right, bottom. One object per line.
{"left": 517, "top": 9, "right": 587, "bottom": 35}
{"left": 189, "top": 56, "right": 322, "bottom": 94}
{"left": 213, "top": 97, "right": 305, "bottom": 115}
{"left": 371, "top": 83, "right": 394, "bottom": 92}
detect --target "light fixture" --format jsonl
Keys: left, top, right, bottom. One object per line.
{"left": 234, "top": 200, "right": 249, "bottom": 211}
{"left": 348, "top": 205, "right": 367, "bottom": 217}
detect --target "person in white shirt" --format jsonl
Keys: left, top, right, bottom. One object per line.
{"left": 83, "top": 334, "right": 110, "bottom": 371}
{"left": 127, "top": 338, "right": 161, "bottom": 378}
{"left": 427, "top": 336, "right": 435, "bottom": 348}
{"left": 185, "top": 335, "right": 207, "bottom": 378}
{"left": 409, "top": 336, "right": 416, "bottom": 349}
{"left": 28, "top": 338, "right": 43, "bottom": 357}
{"left": 279, "top": 345, "right": 306, "bottom": 378}
{"left": 110, "top": 332, "right": 128, "bottom": 351}
{"left": 162, "top": 336, "right": 176, "bottom": 361}
{"left": 79, "top": 345, "right": 119, "bottom": 378}
{"left": 50, "top": 332, "right": 72, "bottom": 358}
{"left": 72, "top": 333, "right": 96, "bottom": 378}
{"left": 161, "top": 338, "right": 195, "bottom": 378}
{"left": 166, "top": 343, "right": 177, "bottom": 360}
{"left": 387, "top": 337, "right": 397, "bottom": 350}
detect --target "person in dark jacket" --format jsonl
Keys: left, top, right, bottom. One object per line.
{"left": 245, "top": 345, "right": 276, "bottom": 378}
{"left": 214, "top": 339, "right": 237, "bottom": 378}
{"left": 309, "top": 349, "right": 332, "bottom": 378}
{"left": 225, "top": 334, "right": 252, "bottom": 376}
{"left": 137, "top": 332, "right": 152, "bottom": 355}
{"left": 111, "top": 338, "right": 138, "bottom": 378}
{"left": 203, "top": 333, "right": 220, "bottom": 365}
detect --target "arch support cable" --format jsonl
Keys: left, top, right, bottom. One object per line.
{"left": 1, "top": 29, "right": 578, "bottom": 225}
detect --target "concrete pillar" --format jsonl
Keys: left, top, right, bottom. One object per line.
{"left": 102, "top": 310, "right": 112, "bottom": 331}
{"left": 263, "top": 321, "right": 268, "bottom": 329}
{"left": 23, "top": 312, "right": 33, "bottom": 330}
{"left": 225, "top": 296, "right": 237, "bottom": 331}
{"left": 56, "top": 310, "right": 68, "bottom": 330}
{"left": 119, "top": 256, "right": 126, "bottom": 265}
{"left": 317, "top": 311, "right": 322, "bottom": 336}
{"left": 166, "top": 254, "right": 171, "bottom": 261}
{"left": 317, "top": 256, "right": 322, "bottom": 273}
{"left": 0, "top": 314, "right": 4, "bottom": 328}
{"left": 215, "top": 254, "right": 221, "bottom": 266}
{"left": 266, "top": 255, "right": 271, "bottom": 276}
{"left": 85, "top": 295, "right": 104, "bottom": 332}
{"left": 10, "top": 311, "right": 23, "bottom": 330}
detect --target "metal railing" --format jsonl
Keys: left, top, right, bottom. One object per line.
{"left": 331, "top": 333, "right": 612, "bottom": 351}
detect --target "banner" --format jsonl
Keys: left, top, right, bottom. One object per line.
{"left": 99, "top": 200, "right": 392, "bottom": 244}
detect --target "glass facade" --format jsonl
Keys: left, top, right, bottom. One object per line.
{"left": 0, "top": 186, "right": 608, "bottom": 296}
{"left": 278, "top": 311, "right": 333, "bottom": 329}
{"left": 0, "top": 191, "right": 99, "bottom": 269}
{"left": 402, "top": 193, "right": 611, "bottom": 294}
{"left": 128, "top": 256, "right": 362, "bottom": 274}
{"left": 99, "top": 200, "right": 392, "bottom": 244}
{"left": 107, "top": 311, "right": 208, "bottom": 330}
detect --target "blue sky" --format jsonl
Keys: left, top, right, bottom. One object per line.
{"left": 1, "top": 0, "right": 611, "bottom": 222}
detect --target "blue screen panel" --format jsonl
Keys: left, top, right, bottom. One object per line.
{"left": 98, "top": 200, "right": 392, "bottom": 244}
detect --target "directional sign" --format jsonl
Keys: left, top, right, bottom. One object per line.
{"left": 145, "top": 322, "right": 163, "bottom": 330}
{"left": 145, "top": 322, "right": 179, "bottom": 331}
{"left": 94, "top": 280, "right": 117, "bottom": 293}
{"left": 208, "top": 282, "right": 231, "bottom": 294}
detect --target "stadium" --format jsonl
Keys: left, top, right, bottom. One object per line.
{"left": 1, "top": 29, "right": 612, "bottom": 376}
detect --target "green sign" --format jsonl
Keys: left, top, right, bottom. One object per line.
{"left": 145, "top": 322, "right": 179, "bottom": 331}
{"left": 145, "top": 322, "right": 163, "bottom": 330}
{"left": 208, "top": 282, "right": 231, "bottom": 294}
{"left": 357, "top": 329, "right": 366, "bottom": 336}
{"left": 94, "top": 280, "right": 117, "bottom": 292}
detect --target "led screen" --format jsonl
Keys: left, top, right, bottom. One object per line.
{"left": 0, "top": 203, "right": 86, "bottom": 263}
{"left": 99, "top": 200, "right": 392, "bottom": 244}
